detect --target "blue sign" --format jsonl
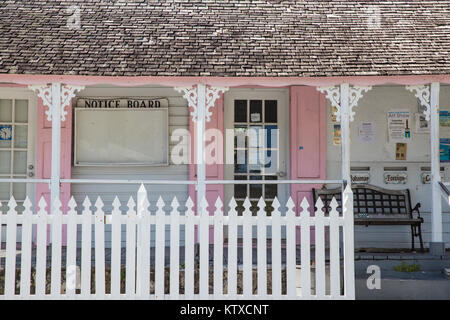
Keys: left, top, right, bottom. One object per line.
{"left": 0, "top": 125, "right": 12, "bottom": 141}
{"left": 440, "top": 138, "right": 450, "bottom": 162}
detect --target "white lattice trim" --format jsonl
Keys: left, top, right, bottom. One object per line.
{"left": 205, "top": 86, "right": 229, "bottom": 122}
{"left": 317, "top": 86, "right": 340, "bottom": 121}
{"left": 318, "top": 85, "right": 371, "bottom": 122}
{"left": 60, "top": 85, "right": 85, "bottom": 121}
{"left": 406, "top": 85, "right": 431, "bottom": 121}
{"left": 348, "top": 86, "right": 372, "bottom": 121}
{"left": 175, "top": 85, "right": 228, "bottom": 122}
{"left": 29, "top": 84, "right": 84, "bottom": 121}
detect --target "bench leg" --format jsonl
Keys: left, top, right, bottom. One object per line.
{"left": 411, "top": 226, "right": 415, "bottom": 252}
{"left": 418, "top": 225, "right": 424, "bottom": 252}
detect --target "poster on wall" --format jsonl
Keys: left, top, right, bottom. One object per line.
{"left": 395, "top": 143, "right": 407, "bottom": 160}
{"left": 387, "top": 110, "right": 411, "bottom": 142}
{"left": 331, "top": 106, "right": 338, "bottom": 123}
{"left": 440, "top": 111, "right": 450, "bottom": 127}
{"left": 358, "top": 122, "right": 375, "bottom": 143}
{"left": 333, "top": 124, "right": 341, "bottom": 146}
{"left": 440, "top": 138, "right": 450, "bottom": 162}
{"left": 414, "top": 113, "right": 429, "bottom": 133}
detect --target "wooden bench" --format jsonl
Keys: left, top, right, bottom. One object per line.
{"left": 313, "top": 184, "right": 424, "bottom": 252}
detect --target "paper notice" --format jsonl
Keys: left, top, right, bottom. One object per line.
{"left": 358, "top": 122, "right": 375, "bottom": 143}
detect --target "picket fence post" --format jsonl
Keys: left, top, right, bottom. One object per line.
{"left": 35, "top": 196, "right": 48, "bottom": 299}
{"left": 110, "top": 197, "right": 122, "bottom": 299}
{"left": 137, "top": 185, "right": 150, "bottom": 299}
{"left": 170, "top": 197, "right": 180, "bottom": 299}
{"left": 20, "top": 197, "right": 33, "bottom": 298}
{"left": 5, "top": 197, "right": 18, "bottom": 299}
{"left": 125, "top": 197, "right": 136, "bottom": 298}
{"left": 66, "top": 197, "right": 78, "bottom": 298}
{"left": 299, "top": 198, "right": 311, "bottom": 299}
{"left": 50, "top": 198, "right": 63, "bottom": 298}
{"left": 213, "top": 197, "right": 224, "bottom": 299}
{"left": 343, "top": 185, "right": 355, "bottom": 299}
{"left": 184, "top": 197, "right": 195, "bottom": 299}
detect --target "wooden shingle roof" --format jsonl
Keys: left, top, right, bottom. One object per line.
{"left": 0, "top": 0, "right": 449, "bottom": 77}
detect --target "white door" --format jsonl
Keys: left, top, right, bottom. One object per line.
{"left": 224, "top": 89, "right": 289, "bottom": 237}
{"left": 0, "top": 89, "right": 36, "bottom": 213}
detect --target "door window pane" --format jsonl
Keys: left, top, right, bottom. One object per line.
{"left": 13, "top": 182, "right": 26, "bottom": 201}
{"left": 234, "top": 126, "right": 247, "bottom": 149}
{"left": 265, "top": 100, "right": 277, "bottom": 123}
{"left": 265, "top": 125, "right": 278, "bottom": 149}
{"left": 264, "top": 176, "right": 278, "bottom": 199}
{"left": 13, "top": 151, "right": 27, "bottom": 174}
{"left": 0, "top": 151, "right": 11, "bottom": 174}
{"left": 234, "top": 150, "right": 247, "bottom": 173}
{"left": 234, "top": 100, "right": 247, "bottom": 123}
{"left": 234, "top": 176, "right": 247, "bottom": 199}
{"left": 15, "top": 100, "right": 28, "bottom": 123}
{"left": 248, "top": 148, "right": 262, "bottom": 173}
{"left": 14, "top": 125, "right": 28, "bottom": 148}
{"left": 264, "top": 150, "right": 278, "bottom": 174}
{"left": 0, "top": 99, "right": 12, "bottom": 122}
{"left": 249, "top": 176, "right": 262, "bottom": 198}
{"left": 0, "top": 182, "right": 10, "bottom": 201}
{"left": 248, "top": 126, "right": 262, "bottom": 148}
{"left": 250, "top": 100, "right": 262, "bottom": 123}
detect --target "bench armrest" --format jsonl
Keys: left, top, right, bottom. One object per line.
{"left": 411, "top": 203, "right": 423, "bottom": 221}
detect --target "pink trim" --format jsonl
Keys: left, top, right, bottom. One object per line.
{"left": 0, "top": 74, "right": 449, "bottom": 86}
{"left": 189, "top": 94, "right": 225, "bottom": 243}
{"left": 35, "top": 98, "right": 72, "bottom": 245}
{"left": 290, "top": 86, "right": 327, "bottom": 245}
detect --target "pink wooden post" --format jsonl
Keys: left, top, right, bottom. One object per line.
{"left": 290, "top": 86, "right": 327, "bottom": 244}
{"left": 35, "top": 98, "right": 72, "bottom": 244}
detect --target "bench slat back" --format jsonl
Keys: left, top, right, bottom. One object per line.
{"left": 313, "top": 184, "right": 413, "bottom": 219}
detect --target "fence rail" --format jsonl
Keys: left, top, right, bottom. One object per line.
{"left": 0, "top": 185, "right": 355, "bottom": 300}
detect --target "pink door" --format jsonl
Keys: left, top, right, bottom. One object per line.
{"left": 290, "top": 86, "right": 327, "bottom": 243}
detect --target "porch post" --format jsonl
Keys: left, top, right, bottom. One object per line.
{"left": 430, "top": 82, "right": 444, "bottom": 255}
{"left": 29, "top": 83, "right": 84, "bottom": 214}
{"left": 340, "top": 83, "right": 351, "bottom": 184}
{"left": 407, "top": 83, "right": 445, "bottom": 255}
{"left": 50, "top": 83, "right": 62, "bottom": 212}
{"left": 197, "top": 84, "right": 207, "bottom": 210}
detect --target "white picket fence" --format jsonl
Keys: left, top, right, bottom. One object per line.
{"left": 0, "top": 185, "right": 355, "bottom": 300}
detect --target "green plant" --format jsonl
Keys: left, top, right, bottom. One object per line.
{"left": 394, "top": 261, "right": 421, "bottom": 272}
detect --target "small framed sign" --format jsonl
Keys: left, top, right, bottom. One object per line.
{"left": 351, "top": 172, "right": 370, "bottom": 184}
{"left": 0, "top": 125, "right": 12, "bottom": 141}
{"left": 384, "top": 172, "right": 407, "bottom": 184}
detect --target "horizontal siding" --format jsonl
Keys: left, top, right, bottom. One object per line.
{"left": 71, "top": 86, "right": 191, "bottom": 248}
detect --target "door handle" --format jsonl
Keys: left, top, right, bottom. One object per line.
{"left": 276, "top": 171, "right": 286, "bottom": 178}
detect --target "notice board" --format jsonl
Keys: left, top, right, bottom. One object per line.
{"left": 74, "top": 108, "right": 169, "bottom": 166}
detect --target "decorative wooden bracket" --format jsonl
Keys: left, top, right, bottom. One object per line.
{"left": 317, "top": 85, "right": 372, "bottom": 122}
{"left": 405, "top": 85, "right": 431, "bottom": 121}
{"left": 175, "top": 85, "right": 229, "bottom": 122}
{"left": 28, "top": 83, "right": 85, "bottom": 121}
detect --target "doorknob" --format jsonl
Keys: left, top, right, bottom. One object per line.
{"left": 276, "top": 171, "right": 286, "bottom": 178}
